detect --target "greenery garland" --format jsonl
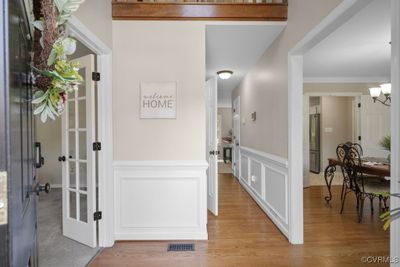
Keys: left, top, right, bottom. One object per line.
{"left": 32, "top": 0, "right": 85, "bottom": 122}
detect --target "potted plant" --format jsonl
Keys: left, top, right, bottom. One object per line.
{"left": 380, "top": 194, "right": 400, "bottom": 230}
{"left": 380, "top": 135, "right": 391, "bottom": 162}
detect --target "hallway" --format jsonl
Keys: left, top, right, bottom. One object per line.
{"left": 91, "top": 174, "right": 389, "bottom": 267}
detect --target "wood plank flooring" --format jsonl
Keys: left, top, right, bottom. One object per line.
{"left": 90, "top": 174, "right": 389, "bottom": 267}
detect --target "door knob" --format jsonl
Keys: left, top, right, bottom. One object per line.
{"left": 58, "top": 156, "right": 66, "bottom": 162}
{"left": 34, "top": 183, "right": 51, "bottom": 196}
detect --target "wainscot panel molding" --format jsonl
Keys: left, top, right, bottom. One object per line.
{"left": 239, "top": 146, "right": 289, "bottom": 237}
{"left": 114, "top": 160, "right": 208, "bottom": 240}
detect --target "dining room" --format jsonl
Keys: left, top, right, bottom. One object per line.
{"left": 301, "top": 0, "right": 392, "bottom": 254}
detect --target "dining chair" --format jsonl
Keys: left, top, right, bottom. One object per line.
{"left": 337, "top": 142, "right": 363, "bottom": 201}
{"left": 337, "top": 142, "right": 390, "bottom": 223}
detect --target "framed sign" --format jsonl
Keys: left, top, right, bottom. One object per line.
{"left": 140, "top": 82, "right": 177, "bottom": 119}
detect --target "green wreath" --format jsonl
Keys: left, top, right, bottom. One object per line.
{"left": 32, "top": 0, "right": 85, "bottom": 122}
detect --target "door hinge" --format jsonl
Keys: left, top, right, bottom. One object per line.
{"left": 93, "top": 142, "right": 101, "bottom": 151}
{"left": 358, "top": 103, "right": 361, "bottom": 108}
{"left": 94, "top": 211, "right": 102, "bottom": 221}
{"left": 92, "top": 72, "right": 101, "bottom": 82}
{"left": 358, "top": 136, "right": 362, "bottom": 141}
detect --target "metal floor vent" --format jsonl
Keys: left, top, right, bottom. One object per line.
{"left": 167, "top": 243, "right": 195, "bottom": 252}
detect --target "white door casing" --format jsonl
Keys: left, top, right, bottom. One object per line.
{"left": 351, "top": 97, "right": 361, "bottom": 143}
{"left": 360, "top": 95, "right": 391, "bottom": 158}
{"left": 232, "top": 97, "right": 240, "bottom": 178}
{"left": 303, "top": 96, "right": 310, "bottom": 187}
{"left": 62, "top": 54, "right": 97, "bottom": 247}
{"left": 206, "top": 78, "right": 218, "bottom": 216}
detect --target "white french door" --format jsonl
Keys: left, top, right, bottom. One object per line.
{"left": 232, "top": 97, "right": 240, "bottom": 178}
{"left": 206, "top": 77, "right": 218, "bottom": 216}
{"left": 61, "top": 54, "right": 97, "bottom": 247}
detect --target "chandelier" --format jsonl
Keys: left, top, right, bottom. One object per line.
{"left": 369, "top": 83, "right": 391, "bottom": 106}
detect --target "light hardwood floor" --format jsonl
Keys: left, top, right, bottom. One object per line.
{"left": 90, "top": 174, "right": 389, "bottom": 267}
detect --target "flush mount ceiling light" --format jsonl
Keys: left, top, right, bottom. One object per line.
{"left": 217, "top": 70, "right": 233, "bottom": 80}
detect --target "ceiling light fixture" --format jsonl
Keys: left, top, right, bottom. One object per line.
{"left": 217, "top": 70, "right": 233, "bottom": 80}
{"left": 369, "top": 83, "right": 391, "bottom": 106}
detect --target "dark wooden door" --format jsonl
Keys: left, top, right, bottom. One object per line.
{"left": 1, "top": 1, "right": 39, "bottom": 266}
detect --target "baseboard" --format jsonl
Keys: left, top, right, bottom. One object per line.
{"left": 115, "top": 231, "right": 208, "bottom": 241}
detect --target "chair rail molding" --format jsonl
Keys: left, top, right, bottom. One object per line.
{"left": 113, "top": 160, "right": 208, "bottom": 240}
{"left": 238, "top": 146, "right": 289, "bottom": 238}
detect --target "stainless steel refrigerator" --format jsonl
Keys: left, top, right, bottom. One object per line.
{"left": 309, "top": 114, "right": 321, "bottom": 173}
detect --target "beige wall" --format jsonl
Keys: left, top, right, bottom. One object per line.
{"left": 36, "top": 119, "right": 62, "bottom": 185}
{"left": 304, "top": 82, "right": 380, "bottom": 95}
{"left": 74, "top": 0, "right": 112, "bottom": 49}
{"left": 232, "top": 0, "right": 343, "bottom": 158}
{"left": 320, "top": 96, "right": 354, "bottom": 170}
{"left": 112, "top": 21, "right": 206, "bottom": 161}
{"left": 218, "top": 108, "right": 232, "bottom": 138}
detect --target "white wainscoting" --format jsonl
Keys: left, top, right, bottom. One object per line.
{"left": 239, "top": 146, "right": 289, "bottom": 237}
{"left": 113, "top": 161, "right": 208, "bottom": 240}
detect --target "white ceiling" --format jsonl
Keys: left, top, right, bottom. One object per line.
{"left": 206, "top": 24, "right": 286, "bottom": 107}
{"left": 304, "top": 0, "right": 391, "bottom": 82}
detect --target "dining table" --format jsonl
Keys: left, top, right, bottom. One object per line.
{"left": 323, "top": 157, "right": 390, "bottom": 203}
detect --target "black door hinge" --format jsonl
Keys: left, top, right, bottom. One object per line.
{"left": 94, "top": 211, "right": 102, "bottom": 221}
{"left": 93, "top": 142, "right": 101, "bottom": 151}
{"left": 92, "top": 72, "right": 100, "bottom": 82}
{"left": 358, "top": 136, "right": 362, "bottom": 141}
{"left": 358, "top": 103, "right": 361, "bottom": 108}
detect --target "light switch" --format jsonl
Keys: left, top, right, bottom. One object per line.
{"left": 325, "top": 127, "right": 333, "bottom": 133}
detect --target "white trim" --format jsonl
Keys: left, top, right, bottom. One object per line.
{"left": 114, "top": 160, "right": 208, "bottom": 241}
{"left": 218, "top": 103, "right": 232, "bottom": 108}
{"left": 240, "top": 146, "right": 288, "bottom": 168}
{"left": 288, "top": 55, "right": 304, "bottom": 244}
{"left": 239, "top": 179, "right": 289, "bottom": 237}
{"left": 304, "top": 76, "right": 390, "bottom": 83}
{"left": 69, "top": 16, "right": 114, "bottom": 247}
{"left": 288, "top": 0, "right": 374, "bottom": 245}
{"left": 390, "top": 0, "right": 400, "bottom": 265}
{"left": 304, "top": 92, "right": 363, "bottom": 97}
{"left": 68, "top": 16, "right": 111, "bottom": 55}
{"left": 204, "top": 21, "right": 287, "bottom": 26}
{"left": 238, "top": 146, "right": 289, "bottom": 238}
{"left": 290, "top": 0, "right": 373, "bottom": 55}
{"left": 113, "top": 160, "right": 209, "bottom": 169}
{"left": 115, "top": 232, "right": 208, "bottom": 241}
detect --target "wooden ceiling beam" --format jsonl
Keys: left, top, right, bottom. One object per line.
{"left": 112, "top": 2, "right": 288, "bottom": 21}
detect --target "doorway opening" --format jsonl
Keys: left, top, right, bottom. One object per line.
{"left": 289, "top": 0, "right": 398, "bottom": 253}
{"left": 304, "top": 94, "right": 362, "bottom": 186}
{"left": 36, "top": 40, "right": 100, "bottom": 267}
{"left": 205, "top": 23, "right": 286, "bottom": 221}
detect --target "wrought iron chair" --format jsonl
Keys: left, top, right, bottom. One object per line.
{"left": 338, "top": 142, "right": 390, "bottom": 223}
{"left": 337, "top": 142, "right": 363, "bottom": 201}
